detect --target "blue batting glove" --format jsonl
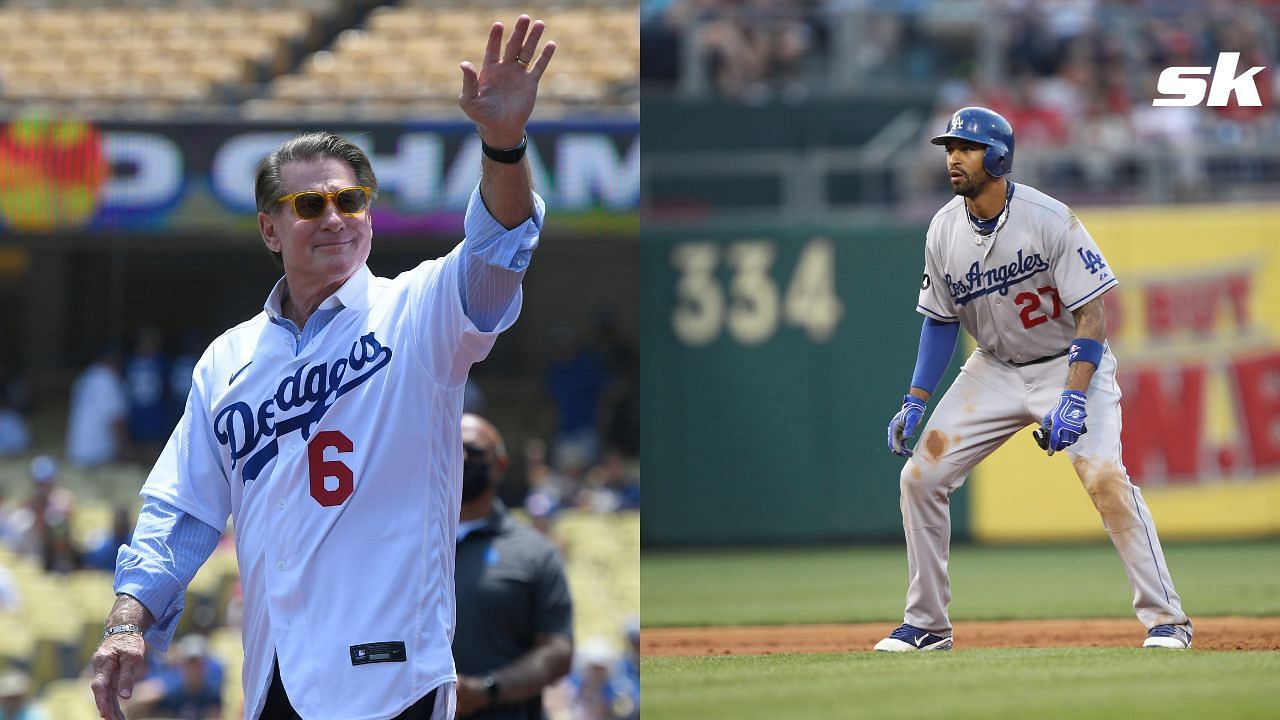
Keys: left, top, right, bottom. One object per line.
{"left": 1040, "top": 389, "right": 1088, "bottom": 456}
{"left": 888, "top": 394, "right": 927, "bottom": 457}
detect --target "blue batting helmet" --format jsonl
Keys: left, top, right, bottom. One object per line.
{"left": 930, "top": 107, "right": 1015, "bottom": 178}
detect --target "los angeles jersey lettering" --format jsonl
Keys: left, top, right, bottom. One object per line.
{"left": 916, "top": 182, "right": 1117, "bottom": 363}
{"left": 138, "top": 245, "right": 521, "bottom": 720}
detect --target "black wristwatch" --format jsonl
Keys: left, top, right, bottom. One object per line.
{"left": 480, "top": 135, "right": 527, "bottom": 164}
{"left": 481, "top": 674, "right": 501, "bottom": 704}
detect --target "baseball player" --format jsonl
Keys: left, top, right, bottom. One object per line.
{"left": 875, "top": 107, "right": 1192, "bottom": 652}
{"left": 89, "top": 16, "right": 556, "bottom": 720}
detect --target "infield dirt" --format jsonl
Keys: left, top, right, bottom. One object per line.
{"left": 642, "top": 617, "right": 1280, "bottom": 655}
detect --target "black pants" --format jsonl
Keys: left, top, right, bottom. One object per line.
{"left": 259, "top": 657, "right": 437, "bottom": 720}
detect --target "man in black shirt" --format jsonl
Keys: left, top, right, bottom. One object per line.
{"left": 454, "top": 414, "right": 574, "bottom": 719}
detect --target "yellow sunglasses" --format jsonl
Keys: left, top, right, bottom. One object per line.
{"left": 276, "top": 186, "right": 373, "bottom": 220}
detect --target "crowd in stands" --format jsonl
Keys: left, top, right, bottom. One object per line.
{"left": 644, "top": 0, "right": 1280, "bottom": 201}
{"left": 642, "top": 0, "right": 825, "bottom": 104}
{"left": 917, "top": 0, "right": 1280, "bottom": 196}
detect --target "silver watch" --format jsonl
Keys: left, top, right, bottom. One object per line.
{"left": 103, "top": 623, "right": 142, "bottom": 639}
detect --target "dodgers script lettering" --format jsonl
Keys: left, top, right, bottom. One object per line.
{"left": 214, "top": 332, "right": 393, "bottom": 483}
{"left": 946, "top": 249, "right": 1051, "bottom": 306}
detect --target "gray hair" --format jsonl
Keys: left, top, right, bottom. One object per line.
{"left": 255, "top": 132, "right": 379, "bottom": 268}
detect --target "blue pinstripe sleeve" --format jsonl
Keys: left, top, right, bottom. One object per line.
{"left": 113, "top": 496, "right": 223, "bottom": 651}
{"left": 458, "top": 183, "right": 545, "bottom": 332}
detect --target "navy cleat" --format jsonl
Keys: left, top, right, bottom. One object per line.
{"left": 1143, "top": 623, "right": 1192, "bottom": 649}
{"left": 873, "top": 623, "right": 953, "bottom": 652}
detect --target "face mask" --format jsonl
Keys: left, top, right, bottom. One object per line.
{"left": 461, "top": 455, "right": 492, "bottom": 502}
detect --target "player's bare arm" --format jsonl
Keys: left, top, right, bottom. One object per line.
{"left": 90, "top": 593, "right": 155, "bottom": 720}
{"left": 1065, "top": 297, "right": 1107, "bottom": 392}
{"left": 459, "top": 15, "right": 556, "bottom": 229}
{"left": 456, "top": 633, "right": 573, "bottom": 715}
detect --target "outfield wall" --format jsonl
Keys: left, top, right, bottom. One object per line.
{"left": 641, "top": 221, "right": 967, "bottom": 545}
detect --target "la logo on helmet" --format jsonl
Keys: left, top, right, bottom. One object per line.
{"left": 950, "top": 114, "right": 964, "bottom": 131}
{"left": 1153, "top": 52, "right": 1266, "bottom": 107}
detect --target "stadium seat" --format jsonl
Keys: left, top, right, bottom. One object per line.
{"left": 256, "top": 4, "right": 637, "bottom": 118}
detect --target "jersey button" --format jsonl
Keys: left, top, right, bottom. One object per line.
{"left": 277, "top": 561, "right": 285, "bottom": 570}
{"left": 277, "top": 500, "right": 286, "bottom": 509}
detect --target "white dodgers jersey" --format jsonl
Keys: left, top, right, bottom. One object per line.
{"left": 916, "top": 183, "right": 1117, "bottom": 363}
{"left": 140, "top": 245, "right": 519, "bottom": 720}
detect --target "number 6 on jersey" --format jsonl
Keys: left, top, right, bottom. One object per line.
{"left": 308, "top": 430, "right": 354, "bottom": 506}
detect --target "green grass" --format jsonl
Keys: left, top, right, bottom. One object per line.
{"left": 641, "top": 541, "right": 1280, "bottom": 626}
{"left": 641, "top": 649, "right": 1280, "bottom": 720}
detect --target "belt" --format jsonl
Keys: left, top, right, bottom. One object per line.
{"left": 1008, "top": 348, "right": 1069, "bottom": 367}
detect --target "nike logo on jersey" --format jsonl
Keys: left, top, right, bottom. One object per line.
{"left": 946, "top": 249, "right": 1051, "bottom": 306}
{"left": 213, "top": 331, "right": 393, "bottom": 483}
{"left": 229, "top": 361, "right": 253, "bottom": 386}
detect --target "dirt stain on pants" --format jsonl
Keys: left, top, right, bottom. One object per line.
{"left": 1072, "top": 456, "right": 1139, "bottom": 534}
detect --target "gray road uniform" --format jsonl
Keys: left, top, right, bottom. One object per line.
{"left": 903, "top": 182, "right": 1190, "bottom": 634}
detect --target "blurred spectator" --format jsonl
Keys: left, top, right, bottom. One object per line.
{"left": 694, "top": 0, "right": 820, "bottom": 104}
{"left": 0, "top": 360, "right": 29, "bottom": 457}
{"left": 0, "top": 401, "right": 28, "bottom": 458}
{"left": 0, "top": 670, "right": 46, "bottom": 720}
{"left": 579, "top": 451, "right": 641, "bottom": 513}
{"left": 66, "top": 346, "right": 127, "bottom": 468}
{"left": 83, "top": 504, "right": 136, "bottom": 573}
{"left": 0, "top": 565, "right": 21, "bottom": 613}
{"left": 125, "top": 327, "right": 170, "bottom": 464}
{"left": 128, "top": 634, "right": 224, "bottom": 720}
{"left": 619, "top": 618, "right": 640, "bottom": 720}
{"left": 224, "top": 579, "right": 243, "bottom": 630}
{"left": 639, "top": 0, "right": 685, "bottom": 84}
{"left": 43, "top": 516, "right": 81, "bottom": 575}
{"left": 4, "top": 456, "right": 76, "bottom": 562}
{"left": 168, "top": 331, "right": 201, "bottom": 427}
{"left": 566, "top": 638, "right": 635, "bottom": 720}
{"left": 545, "top": 324, "right": 609, "bottom": 475}
{"left": 454, "top": 414, "right": 573, "bottom": 720}
{"left": 593, "top": 310, "right": 639, "bottom": 459}
{"left": 523, "top": 438, "right": 572, "bottom": 518}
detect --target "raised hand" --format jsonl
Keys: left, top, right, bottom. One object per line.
{"left": 459, "top": 15, "right": 557, "bottom": 149}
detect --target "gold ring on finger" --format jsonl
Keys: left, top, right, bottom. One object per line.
{"left": 516, "top": 57, "right": 530, "bottom": 66}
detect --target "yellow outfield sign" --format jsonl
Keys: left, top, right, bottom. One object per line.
{"left": 973, "top": 204, "right": 1280, "bottom": 541}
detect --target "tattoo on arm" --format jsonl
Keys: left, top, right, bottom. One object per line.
{"left": 1065, "top": 297, "right": 1107, "bottom": 391}
{"left": 1072, "top": 297, "right": 1106, "bottom": 341}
